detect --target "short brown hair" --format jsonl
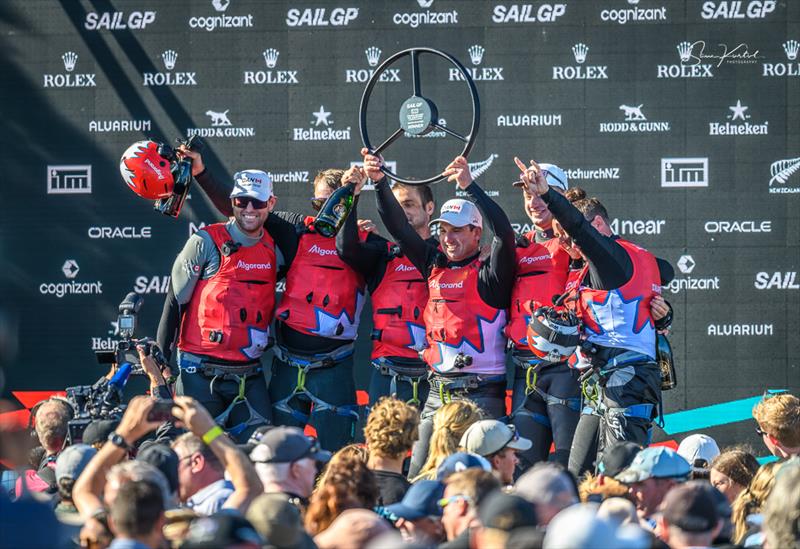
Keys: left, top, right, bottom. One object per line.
{"left": 392, "top": 182, "right": 434, "bottom": 207}
{"left": 313, "top": 169, "right": 344, "bottom": 193}
{"left": 711, "top": 447, "right": 760, "bottom": 488}
{"left": 752, "top": 393, "right": 800, "bottom": 447}
{"left": 578, "top": 472, "right": 630, "bottom": 503}
{"left": 172, "top": 432, "right": 222, "bottom": 472}
{"left": 445, "top": 468, "right": 500, "bottom": 507}
{"left": 363, "top": 397, "right": 419, "bottom": 459}
{"left": 573, "top": 197, "right": 610, "bottom": 224}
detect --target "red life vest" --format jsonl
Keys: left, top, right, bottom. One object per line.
{"left": 275, "top": 218, "right": 366, "bottom": 340}
{"left": 422, "top": 258, "right": 507, "bottom": 375}
{"left": 506, "top": 235, "right": 570, "bottom": 350}
{"left": 576, "top": 239, "right": 661, "bottom": 359}
{"left": 370, "top": 243, "right": 428, "bottom": 360}
{"left": 178, "top": 223, "right": 277, "bottom": 361}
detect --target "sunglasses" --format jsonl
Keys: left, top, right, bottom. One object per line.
{"left": 233, "top": 196, "right": 268, "bottom": 210}
{"left": 310, "top": 197, "right": 328, "bottom": 211}
{"left": 755, "top": 426, "right": 768, "bottom": 437}
{"left": 438, "top": 494, "right": 472, "bottom": 508}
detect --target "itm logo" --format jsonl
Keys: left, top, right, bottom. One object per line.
{"left": 661, "top": 158, "right": 709, "bottom": 188}
{"left": 768, "top": 157, "right": 800, "bottom": 194}
{"left": 450, "top": 45, "right": 504, "bottom": 81}
{"left": 667, "top": 254, "right": 720, "bottom": 294}
{"left": 187, "top": 109, "right": 255, "bottom": 138}
{"left": 709, "top": 100, "right": 769, "bottom": 136}
{"left": 293, "top": 106, "right": 351, "bottom": 141}
{"left": 762, "top": 39, "right": 800, "bottom": 77}
{"left": 43, "top": 52, "right": 96, "bottom": 88}
{"left": 553, "top": 42, "right": 608, "bottom": 80}
{"left": 657, "top": 41, "right": 714, "bottom": 78}
{"left": 243, "top": 48, "right": 299, "bottom": 85}
{"left": 48, "top": 165, "right": 92, "bottom": 194}
{"left": 143, "top": 49, "right": 198, "bottom": 86}
{"left": 345, "top": 47, "right": 401, "bottom": 83}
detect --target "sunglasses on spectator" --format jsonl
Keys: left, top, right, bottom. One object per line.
{"left": 755, "top": 426, "right": 768, "bottom": 437}
{"left": 438, "top": 494, "right": 472, "bottom": 508}
{"left": 233, "top": 196, "right": 268, "bottom": 209}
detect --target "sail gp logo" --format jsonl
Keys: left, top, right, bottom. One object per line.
{"left": 236, "top": 260, "right": 271, "bottom": 271}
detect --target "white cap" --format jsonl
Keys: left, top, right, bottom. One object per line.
{"left": 539, "top": 163, "right": 569, "bottom": 192}
{"left": 459, "top": 420, "right": 532, "bottom": 456}
{"left": 677, "top": 434, "right": 720, "bottom": 471}
{"left": 430, "top": 199, "right": 483, "bottom": 228}
{"left": 230, "top": 170, "right": 273, "bottom": 201}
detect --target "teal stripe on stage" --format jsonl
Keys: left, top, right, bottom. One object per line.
{"left": 662, "top": 395, "right": 763, "bottom": 435}
{"left": 757, "top": 455, "right": 779, "bottom": 465}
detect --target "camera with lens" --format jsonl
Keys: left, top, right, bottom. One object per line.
{"left": 453, "top": 352, "right": 473, "bottom": 369}
{"left": 95, "top": 292, "right": 166, "bottom": 374}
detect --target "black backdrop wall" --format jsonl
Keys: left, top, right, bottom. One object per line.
{"left": 1, "top": 0, "right": 798, "bottom": 449}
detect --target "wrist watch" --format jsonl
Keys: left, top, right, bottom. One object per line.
{"left": 107, "top": 431, "right": 131, "bottom": 451}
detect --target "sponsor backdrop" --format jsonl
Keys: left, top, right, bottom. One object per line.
{"left": 0, "top": 1, "right": 798, "bottom": 449}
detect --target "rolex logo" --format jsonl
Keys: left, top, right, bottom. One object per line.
{"left": 572, "top": 43, "right": 588, "bottom": 64}
{"left": 784, "top": 40, "right": 799, "bottom": 61}
{"left": 677, "top": 41, "right": 693, "bottom": 63}
{"left": 263, "top": 48, "right": 279, "bottom": 69}
{"left": 161, "top": 50, "right": 178, "bottom": 70}
{"left": 62, "top": 51, "right": 78, "bottom": 72}
{"left": 468, "top": 45, "right": 485, "bottom": 66}
{"left": 365, "top": 46, "right": 382, "bottom": 67}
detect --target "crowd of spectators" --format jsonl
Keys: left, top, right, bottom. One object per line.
{"left": 1, "top": 389, "right": 798, "bottom": 549}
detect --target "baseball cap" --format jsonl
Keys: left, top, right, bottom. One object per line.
{"left": 249, "top": 426, "right": 331, "bottom": 464}
{"left": 512, "top": 162, "right": 569, "bottom": 192}
{"left": 55, "top": 444, "right": 97, "bottom": 483}
{"left": 661, "top": 482, "right": 720, "bottom": 533}
{"left": 237, "top": 425, "right": 273, "bottom": 455}
{"left": 615, "top": 446, "right": 691, "bottom": 485}
{"left": 384, "top": 480, "right": 445, "bottom": 521}
{"left": 597, "top": 441, "right": 643, "bottom": 478}
{"left": 459, "top": 420, "right": 532, "bottom": 457}
{"left": 180, "top": 513, "right": 263, "bottom": 549}
{"left": 436, "top": 452, "right": 493, "bottom": 481}
{"left": 245, "top": 493, "right": 316, "bottom": 549}
{"left": 137, "top": 442, "right": 179, "bottom": 495}
{"left": 81, "top": 419, "right": 119, "bottom": 446}
{"left": 230, "top": 169, "right": 273, "bottom": 201}
{"left": 542, "top": 504, "right": 616, "bottom": 549}
{"left": 677, "top": 434, "right": 720, "bottom": 472}
{"left": 430, "top": 199, "right": 483, "bottom": 229}
{"left": 478, "top": 491, "right": 537, "bottom": 531}
{"left": 514, "top": 462, "right": 578, "bottom": 506}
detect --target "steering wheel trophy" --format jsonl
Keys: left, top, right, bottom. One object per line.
{"left": 359, "top": 47, "right": 480, "bottom": 185}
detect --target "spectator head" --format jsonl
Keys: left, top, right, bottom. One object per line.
{"left": 304, "top": 453, "right": 378, "bottom": 536}
{"left": 33, "top": 398, "right": 72, "bottom": 455}
{"left": 137, "top": 442, "right": 179, "bottom": 497}
{"left": 573, "top": 196, "right": 612, "bottom": 237}
{"left": 440, "top": 468, "right": 501, "bottom": 541}
{"left": 250, "top": 426, "right": 330, "bottom": 500}
{"left": 313, "top": 509, "right": 391, "bottom": 549}
{"left": 312, "top": 169, "right": 344, "bottom": 209}
{"left": 731, "top": 461, "right": 783, "bottom": 543}
{"left": 237, "top": 425, "right": 272, "bottom": 455}
{"left": 363, "top": 397, "right": 419, "bottom": 460}
{"left": 515, "top": 162, "right": 568, "bottom": 229}
{"left": 245, "top": 493, "right": 316, "bottom": 549}
{"left": 474, "top": 490, "right": 537, "bottom": 548}
{"left": 385, "top": 480, "right": 445, "bottom": 544}
{"left": 181, "top": 512, "right": 263, "bottom": 549}
{"left": 597, "top": 497, "right": 638, "bottom": 526}
{"left": 435, "top": 452, "right": 492, "bottom": 481}
{"left": 578, "top": 472, "right": 630, "bottom": 503}
{"left": 55, "top": 443, "right": 96, "bottom": 502}
{"left": 391, "top": 183, "right": 435, "bottom": 234}
{"left": 109, "top": 480, "right": 165, "bottom": 546}
{"left": 459, "top": 420, "right": 532, "bottom": 485}
{"left": 762, "top": 460, "right": 800, "bottom": 549}
{"left": 703, "top": 479, "right": 734, "bottom": 544}
{"left": 658, "top": 481, "right": 721, "bottom": 549}
{"left": 105, "top": 459, "right": 171, "bottom": 511}
{"left": 172, "top": 432, "right": 225, "bottom": 503}
{"left": 710, "top": 447, "right": 760, "bottom": 504}
{"left": 413, "top": 400, "right": 482, "bottom": 481}
{"left": 515, "top": 462, "right": 579, "bottom": 526}
{"left": 677, "top": 434, "right": 720, "bottom": 479}
{"left": 597, "top": 441, "right": 642, "bottom": 479}
{"left": 615, "top": 447, "right": 691, "bottom": 521}
{"left": 81, "top": 419, "right": 119, "bottom": 450}
{"left": 752, "top": 391, "right": 800, "bottom": 458}
{"left": 544, "top": 503, "right": 649, "bottom": 549}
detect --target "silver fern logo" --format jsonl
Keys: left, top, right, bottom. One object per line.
{"left": 263, "top": 48, "right": 279, "bottom": 68}
{"left": 572, "top": 43, "right": 588, "bottom": 64}
{"left": 365, "top": 46, "right": 382, "bottom": 67}
{"left": 784, "top": 40, "right": 799, "bottom": 61}
{"left": 769, "top": 157, "right": 800, "bottom": 186}
{"left": 62, "top": 51, "right": 78, "bottom": 72}
{"left": 468, "top": 45, "right": 485, "bottom": 65}
{"left": 161, "top": 50, "right": 178, "bottom": 70}
{"left": 468, "top": 154, "right": 499, "bottom": 180}
{"left": 677, "top": 41, "right": 693, "bottom": 63}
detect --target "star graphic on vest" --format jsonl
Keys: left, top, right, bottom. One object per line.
{"left": 406, "top": 322, "right": 428, "bottom": 352}
{"left": 240, "top": 327, "right": 270, "bottom": 359}
{"left": 427, "top": 311, "right": 507, "bottom": 372}
{"left": 582, "top": 289, "right": 654, "bottom": 339}
{"left": 312, "top": 106, "right": 332, "bottom": 127}
{"left": 310, "top": 292, "right": 364, "bottom": 339}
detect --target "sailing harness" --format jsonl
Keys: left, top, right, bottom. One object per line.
{"left": 371, "top": 357, "right": 427, "bottom": 406}
{"left": 272, "top": 344, "right": 360, "bottom": 423}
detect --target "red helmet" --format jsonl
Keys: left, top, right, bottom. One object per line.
{"left": 119, "top": 140, "right": 175, "bottom": 200}
{"left": 526, "top": 306, "right": 581, "bottom": 363}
